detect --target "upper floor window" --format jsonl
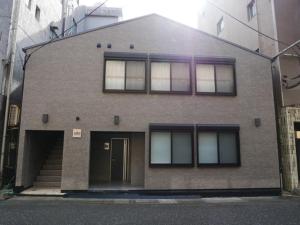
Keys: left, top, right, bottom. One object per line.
{"left": 104, "top": 53, "right": 147, "bottom": 92}
{"left": 150, "top": 125, "right": 194, "bottom": 167}
{"left": 150, "top": 55, "right": 192, "bottom": 94}
{"left": 26, "top": 0, "right": 32, "bottom": 10}
{"left": 247, "top": 0, "right": 257, "bottom": 21}
{"left": 197, "top": 125, "right": 240, "bottom": 167}
{"left": 35, "top": 6, "right": 41, "bottom": 21}
{"left": 217, "top": 17, "right": 224, "bottom": 35}
{"left": 195, "top": 58, "right": 236, "bottom": 96}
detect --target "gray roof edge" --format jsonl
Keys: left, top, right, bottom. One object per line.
{"left": 22, "top": 13, "right": 272, "bottom": 60}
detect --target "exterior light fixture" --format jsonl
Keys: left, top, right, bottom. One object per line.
{"left": 42, "top": 114, "right": 49, "bottom": 124}
{"left": 130, "top": 44, "right": 134, "bottom": 49}
{"left": 107, "top": 43, "right": 112, "bottom": 48}
{"left": 76, "top": 116, "right": 80, "bottom": 121}
{"left": 114, "top": 115, "right": 120, "bottom": 125}
{"left": 254, "top": 118, "right": 261, "bottom": 127}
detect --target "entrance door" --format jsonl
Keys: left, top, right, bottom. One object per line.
{"left": 110, "top": 139, "right": 129, "bottom": 182}
{"left": 297, "top": 138, "right": 300, "bottom": 181}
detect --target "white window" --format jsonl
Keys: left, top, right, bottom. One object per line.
{"left": 151, "top": 132, "right": 171, "bottom": 164}
{"left": 35, "top": 6, "right": 41, "bottom": 21}
{"left": 196, "top": 63, "right": 235, "bottom": 95}
{"left": 215, "top": 64, "right": 234, "bottom": 93}
{"left": 105, "top": 60, "right": 125, "bottom": 90}
{"left": 217, "top": 17, "right": 224, "bottom": 35}
{"left": 104, "top": 60, "right": 146, "bottom": 91}
{"left": 151, "top": 62, "right": 170, "bottom": 91}
{"left": 196, "top": 64, "right": 215, "bottom": 93}
{"left": 198, "top": 132, "right": 218, "bottom": 164}
{"left": 247, "top": 0, "right": 257, "bottom": 21}
{"left": 198, "top": 127, "right": 239, "bottom": 166}
{"left": 151, "top": 61, "right": 191, "bottom": 92}
{"left": 126, "top": 61, "right": 146, "bottom": 90}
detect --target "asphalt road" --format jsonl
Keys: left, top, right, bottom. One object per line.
{"left": 1, "top": 196, "right": 300, "bottom": 225}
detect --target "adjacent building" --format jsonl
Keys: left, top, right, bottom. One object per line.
{"left": 0, "top": 0, "right": 122, "bottom": 186}
{"left": 198, "top": 0, "right": 300, "bottom": 192}
{"left": 0, "top": 0, "right": 64, "bottom": 186}
{"left": 64, "top": 5, "right": 122, "bottom": 36}
{"left": 15, "top": 14, "right": 280, "bottom": 194}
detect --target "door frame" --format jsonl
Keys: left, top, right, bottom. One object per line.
{"left": 109, "top": 138, "right": 130, "bottom": 182}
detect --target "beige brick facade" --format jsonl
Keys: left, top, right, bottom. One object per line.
{"left": 280, "top": 107, "right": 300, "bottom": 191}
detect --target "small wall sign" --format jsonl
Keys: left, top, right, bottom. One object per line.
{"left": 72, "top": 129, "right": 82, "bottom": 138}
{"left": 296, "top": 131, "right": 300, "bottom": 139}
{"left": 104, "top": 142, "right": 110, "bottom": 150}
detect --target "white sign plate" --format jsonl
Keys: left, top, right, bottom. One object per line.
{"left": 72, "top": 129, "right": 82, "bottom": 138}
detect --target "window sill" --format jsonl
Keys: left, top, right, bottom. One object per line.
{"left": 150, "top": 90, "right": 192, "bottom": 95}
{"left": 149, "top": 163, "right": 194, "bottom": 168}
{"left": 195, "top": 92, "right": 236, "bottom": 96}
{"left": 197, "top": 163, "right": 241, "bottom": 168}
{"left": 103, "top": 89, "right": 147, "bottom": 94}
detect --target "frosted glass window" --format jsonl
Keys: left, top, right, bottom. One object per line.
{"left": 198, "top": 132, "right": 218, "bottom": 164}
{"left": 126, "top": 61, "right": 145, "bottom": 90}
{"left": 196, "top": 64, "right": 215, "bottom": 92}
{"left": 151, "top": 132, "right": 171, "bottom": 164}
{"left": 219, "top": 133, "right": 237, "bottom": 163}
{"left": 172, "top": 133, "right": 192, "bottom": 164}
{"left": 171, "top": 63, "right": 190, "bottom": 91}
{"left": 216, "top": 65, "right": 234, "bottom": 93}
{"left": 151, "top": 62, "right": 171, "bottom": 91}
{"left": 105, "top": 60, "right": 125, "bottom": 90}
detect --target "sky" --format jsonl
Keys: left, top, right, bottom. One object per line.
{"left": 80, "top": 0, "right": 207, "bottom": 28}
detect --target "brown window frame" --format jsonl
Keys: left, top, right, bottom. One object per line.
{"left": 197, "top": 125, "right": 241, "bottom": 167}
{"left": 103, "top": 52, "right": 148, "bottom": 93}
{"left": 149, "top": 124, "right": 194, "bottom": 167}
{"left": 195, "top": 57, "right": 237, "bottom": 96}
{"left": 149, "top": 54, "right": 193, "bottom": 95}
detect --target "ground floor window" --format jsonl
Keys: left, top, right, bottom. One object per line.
{"left": 197, "top": 125, "right": 240, "bottom": 166}
{"left": 149, "top": 124, "right": 194, "bottom": 167}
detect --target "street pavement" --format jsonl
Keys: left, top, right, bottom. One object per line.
{"left": 0, "top": 196, "right": 300, "bottom": 225}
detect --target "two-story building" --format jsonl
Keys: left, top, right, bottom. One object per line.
{"left": 16, "top": 14, "right": 280, "bottom": 195}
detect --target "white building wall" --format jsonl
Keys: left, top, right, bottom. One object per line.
{"left": 0, "top": 0, "right": 13, "bottom": 91}
{"left": 198, "top": 0, "right": 263, "bottom": 53}
{"left": 12, "top": 0, "right": 63, "bottom": 89}
{"left": 64, "top": 5, "right": 122, "bottom": 36}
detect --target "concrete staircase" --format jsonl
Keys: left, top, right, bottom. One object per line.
{"left": 33, "top": 141, "right": 63, "bottom": 188}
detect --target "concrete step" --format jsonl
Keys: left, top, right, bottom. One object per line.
{"left": 34, "top": 181, "right": 61, "bottom": 188}
{"left": 40, "top": 170, "right": 62, "bottom": 176}
{"left": 49, "top": 151, "right": 63, "bottom": 155}
{"left": 43, "top": 164, "right": 62, "bottom": 170}
{"left": 48, "top": 155, "right": 62, "bottom": 159}
{"left": 36, "top": 175, "right": 61, "bottom": 182}
{"left": 50, "top": 154, "right": 62, "bottom": 157}
{"left": 50, "top": 148, "right": 63, "bottom": 152}
{"left": 45, "top": 159, "right": 62, "bottom": 164}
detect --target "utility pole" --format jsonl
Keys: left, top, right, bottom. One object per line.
{"left": 0, "top": 0, "right": 21, "bottom": 187}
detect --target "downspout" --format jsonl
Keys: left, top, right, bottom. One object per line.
{"left": 271, "top": 63, "right": 283, "bottom": 193}
{"left": 13, "top": 51, "right": 30, "bottom": 192}
{"left": 0, "top": 0, "right": 21, "bottom": 186}
{"left": 61, "top": 0, "right": 68, "bottom": 37}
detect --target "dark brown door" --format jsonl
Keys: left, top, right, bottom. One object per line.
{"left": 111, "top": 139, "right": 124, "bottom": 182}
{"left": 296, "top": 139, "right": 300, "bottom": 181}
